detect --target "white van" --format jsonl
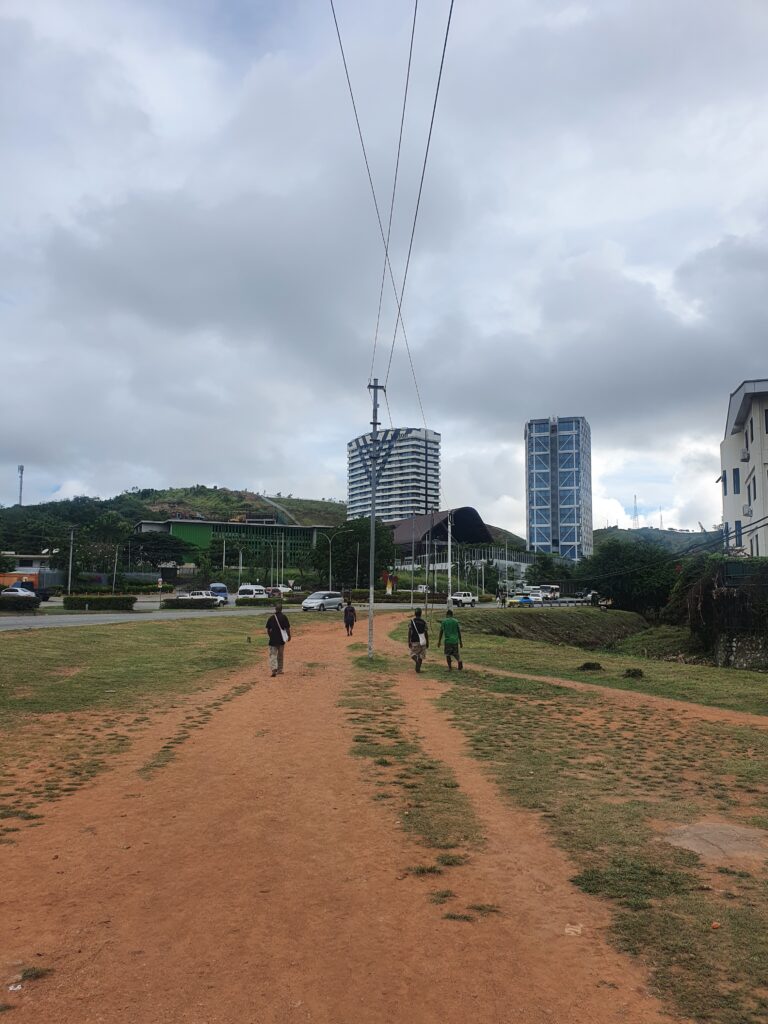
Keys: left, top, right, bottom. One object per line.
{"left": 237, "top": 584, "right": 269, "bottom": 600}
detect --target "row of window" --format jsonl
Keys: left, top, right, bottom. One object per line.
{"left": 723, "top": 466, "right": 763, "bottom": 501}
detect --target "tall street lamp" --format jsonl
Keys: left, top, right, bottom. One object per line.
{"left": 317, "top": 529, "right": 349, "bottom": 590}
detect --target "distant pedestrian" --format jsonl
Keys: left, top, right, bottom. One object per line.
{"left": 265, "top": 602, "right": 291, "bottom": 677}
{"left": 438, "top": 608, "right": 463, "bottom": 671}
{"left": 343, "top": 600, "right": 357, "bottom": 636}
{"left": 408, "top": 608, "right": 429, "bottom": 673}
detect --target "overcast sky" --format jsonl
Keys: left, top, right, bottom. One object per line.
{"left": 3, "top": 0, "right": 768, "bottom": 535}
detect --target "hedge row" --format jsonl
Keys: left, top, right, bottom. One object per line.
{"left": 0, "top": 594, "right": 41, "bottom": 612}
{"left": 63, "top": 595, "right": 138, "bottom": 611}
{"left": 161, "top": 598, "right": 219, "bottom": 610}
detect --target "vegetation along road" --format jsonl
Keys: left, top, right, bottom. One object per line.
{"left": 2, "top": 608, "right": 767, "bottom": 1022}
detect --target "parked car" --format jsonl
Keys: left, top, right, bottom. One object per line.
{"left": 449, "top": 591, "right": 477, "bottom": 608}
{"left": 511, "top": 592, "right": 542, "bottom": 606}
{"left": 188, "top": 590, "right": 226, "bottom": 606}
{"left": 208, "top": 582, "right": 229, "bottom": 604}
{"left": 237, "top": 584, "right": 269, "bottom": 600}
{"left": 273, "top": 584, "right": 292, "bottom": 596}
{"left": 301, "top": 591, "right": 344, "bottom": 612}
{"left": 1, "top": 585, "right": 38, "bottom": 599}
{"left": 416, "top": 584, "right": 430, "bottom": 594}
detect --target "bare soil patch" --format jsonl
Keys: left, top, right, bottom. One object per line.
{"left": 1, "top": 618, "right": 679, "bottom": 1024}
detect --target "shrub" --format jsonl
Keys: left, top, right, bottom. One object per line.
{"left": 235, "top": 597, "right": 272, "bottom": 607}
{"left": 161, "top": 598, "right": 218, "bottom": 609}
{"left": 63, "top": 595, "right": 137, "bottom": 611}
{"left": 0, "top": 594, "right": 41, "bottom": 612}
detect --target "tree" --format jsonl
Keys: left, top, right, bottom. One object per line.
{"left": 525, "top": 553, "right": 572, "bottom": 587}
{"left": 573, "top": 539, "right": 677, "bottom": 616}
{"left": 130, "top": 532, "right": 198, "bottom": 568}
{"left": 311, "top": 518, "right": 396, "bottom": 589}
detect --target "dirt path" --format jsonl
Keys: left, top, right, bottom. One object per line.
{"left": 2, "top": 618, "right": 683, "bottom": 1023}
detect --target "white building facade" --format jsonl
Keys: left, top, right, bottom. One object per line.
{"left": 720, "top": 380, "right": 768, "bottom": 557}
{"left": 525, "top": 416, "right": 593, "bottom": 562}
{"left": 347, "top": 427, "right": 440, "bottom": 522}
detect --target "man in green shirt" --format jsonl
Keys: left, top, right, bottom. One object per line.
{"left": 437, "top": 608, "right": 463, "bottom": 671}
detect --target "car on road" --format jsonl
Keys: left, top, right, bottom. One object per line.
{"left": 273, "top": 584, "right": 292, "bottom": 596}
{"left": 301, "top": 591, "right": 344, "bottom": 612}
{"left": 237, "top": 584, "right": 269, "bottom": 600}
{"left": 449, "top": 591, "right": 477, "bottom": 608}
{"left": 188, "top": 590, "right": 226, "bottom": 606}
{"left": 510, "top": 594, "right": 538, "bottom": 607}
{"left": 415, "top": 584, "right": 430, "bottom": 594}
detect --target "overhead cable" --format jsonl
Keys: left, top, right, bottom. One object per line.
{"left": 384, "top": 0, "right": 455, "bottom": 393}
{"left": 328, "top": 0, "right": 427, "bottom": 428}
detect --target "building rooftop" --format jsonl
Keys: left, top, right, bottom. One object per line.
{"left": 725, "top": 379, "right": 768, "bottom": 437}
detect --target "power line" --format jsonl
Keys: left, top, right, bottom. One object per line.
{"left": 328, "top": 0, "right": 427, "bottom": 428}
{"left": 370, "top": 0, "right": 419, "bottom": 385}
{"left": 384, "top": 0, "right": 455, "bottom": 393}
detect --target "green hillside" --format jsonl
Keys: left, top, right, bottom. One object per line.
{"left": 487, "top": 524, "right": 527, "bottom": 550}
{"left": 593, "top": 525, "right": 722, "bottom": 555}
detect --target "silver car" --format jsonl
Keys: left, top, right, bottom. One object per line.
{"left": 301, "top": 591, "right": 344, "bottom": 612}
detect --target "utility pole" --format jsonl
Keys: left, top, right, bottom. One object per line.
{"left": 367, "top": 378, "right": 385, "bottom": 660}
{"left": 222, "top": 538, "right": 226, "bottom": 570}
{"left": 17, "top": 465, "right": 24, "bottom": 506}
{"left": 67, "top": 527, "right": 74, "bottom": 595}
{"left": 112, "top": 545, "right": 119, "bottom": 594}
{"left": 447, "top": 511, "right": 452, "bottom": 604}
{"left": 238, "top": 549, "right": 243, "bottom": 586}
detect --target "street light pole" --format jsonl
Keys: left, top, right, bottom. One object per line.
{"left": 317, "top": 529, "right": 348, "bottom": 591}
{"left": 67, "top": 527, "right": 74, "bottom": 595}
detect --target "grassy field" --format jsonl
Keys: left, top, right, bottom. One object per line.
{"left": 450, "top": 607, "right": 649, "bottom": 647}
{"left": 433, "top": 663, "right": 768, "bottom": 1023}
{"left": 0, "top": 618, "right": 277, "bottom": 843}
{"left": 394, "top": 615, "right": 768, "bottom": 717}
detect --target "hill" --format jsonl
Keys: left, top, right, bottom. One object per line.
{"left": 593, "top": 525, "right": 722, "bottom": 555}
{"left": 0, "top": 486, "right": 348, "bottom": 552}
{"left": 486, "top": 524, "right": 527, "bottom": 550}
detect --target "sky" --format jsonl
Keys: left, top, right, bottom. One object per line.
{"left": 3, "top": 0, "right": 768, "bottom": 536}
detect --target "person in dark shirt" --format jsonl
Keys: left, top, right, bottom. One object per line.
{"left": 265, "top": 603, "right": 291, "bottom": 677}
{"left": 343, "top": 600, "right": 357, "bottom": 636}
{"left": 407, "top": 608, "right": 429, "bottom": 673}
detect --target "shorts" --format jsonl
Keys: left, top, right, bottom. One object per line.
{"left": 444, "top": 642, "right": 460, "bottom": 658}
{"left": 409, "top": 641, "right": 427, "bottom": 659}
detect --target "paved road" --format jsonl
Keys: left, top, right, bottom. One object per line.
{"left": 0, "top": 599, "right": 591, "bottom": 633}
{"left": 0, "top": 602, "right": 449, "bottom": 632}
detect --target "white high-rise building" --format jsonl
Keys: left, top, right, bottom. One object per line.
{"left": 347, "top": 427, "right": 440, "bottom": 522}
{"left": 720, "top": 379, "right": 768, "bottom": 556}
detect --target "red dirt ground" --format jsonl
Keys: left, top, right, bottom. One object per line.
{"left": 1, "top": 615, "right": 688, "bottom": 1023}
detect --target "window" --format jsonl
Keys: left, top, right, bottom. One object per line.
{"left": 733, "top": 468, "right": 740, "bottom": 494}
{"left": 722, "top": 472, "right": 727, "bottom": 497}
{"left": 757, "top": 535, "right": 760, "bottom": 556}
{"left": 750, "top": 417, "right": 754, "bottom": 443}
{"left": 724, "top": 522, "right": 730, "bottom": 547}
{"left": 765, "top": 409, "right": 768, "bottom": 435}
{"left": 735, "top": 520, "right": 743, "bottom": 547}
{"left": 745, "top": 430, "right": 749, "bottom": 451}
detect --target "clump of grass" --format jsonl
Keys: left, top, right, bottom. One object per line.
{"left": 468, "top": 902, "right": 501, "bottom": 916}
{"left": 429, "top": 889, "right": 456, "bottom": 905}
{"left": 443, "top": 912, "right": 474, "bottom": 922}
{"left": 436, "top": 853, "right": 467, "bottom": 867}
{"left": 407, "top": 864, "right": 442, "bottom": 876}
{"left": 20, "top": 966, "right": 53, "bottom": 982}
{"left": 578, "top": 661, "right": 603, "bottom": 671}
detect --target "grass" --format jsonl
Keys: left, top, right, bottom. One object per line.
{"left": 0, "top": 618, "right": 283, "bottom": 842}
{"left": 445, "top": 607, "right": 649, "bottom": 647}
{"left": 429, "top": 889, "right": 456, "bottom": 904}
{"left": 434, "top": 661, "right": 768, "bottom": 1024}
{"left": 339, "top": 650, "right": 483, "bottom": 909}
{"left": 20, "top": 967, "right": 53, "bottom": 982}
{"left": 390, "top": 619, "right": 768, "bottom": 717}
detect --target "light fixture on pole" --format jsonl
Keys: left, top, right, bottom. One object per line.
{"left": 317, "top": 529, "right": 349, "bottom": 591}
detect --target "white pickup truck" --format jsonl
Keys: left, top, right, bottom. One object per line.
{"left": 450, "top": 591, "right": 477, "bottom": 608}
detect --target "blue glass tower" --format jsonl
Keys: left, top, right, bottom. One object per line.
{"left": 525, "top": 417, "right": 593, "bottom": 562}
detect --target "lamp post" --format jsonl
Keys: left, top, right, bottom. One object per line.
{"left": 317, "top": 529, "right": 349, "bottom": 591}
{"left": 67, "top": 527, "right": 75, "bottom": 595}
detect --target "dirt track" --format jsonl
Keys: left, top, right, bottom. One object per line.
{"left": 1, "top": 616, "right": 686, "bottom": 1023}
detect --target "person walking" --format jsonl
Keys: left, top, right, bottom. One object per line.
{"left": 437, "top": 607, "right": 463, "bottom": 671}
{"left": 408, "top": 608, "right": 429, "bottom": 673}
{"left": 343, "top": 600, "right": 357, "bottom": 636}
{"left": 265, "top": 602, "right": 291, "bottom": 677}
